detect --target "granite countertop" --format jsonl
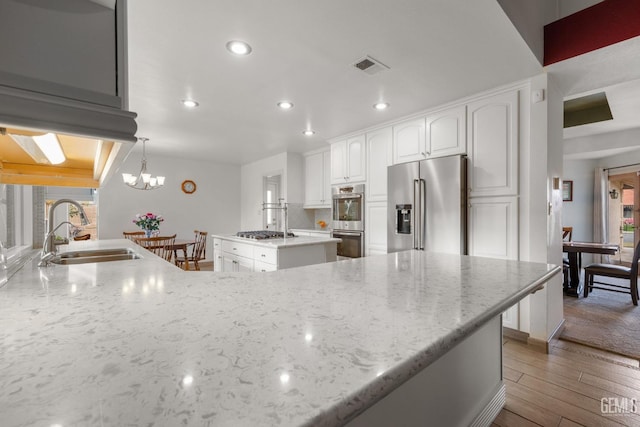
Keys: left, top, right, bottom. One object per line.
{"left": 211, "top": 234, "right": 340, "bottom": 248}
{"left": 0, "top": 239, "right": 559, "bottom": 427}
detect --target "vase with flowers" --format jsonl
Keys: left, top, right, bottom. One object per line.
{"left": 133, "top": 212, "right": 164, "bottom": 237}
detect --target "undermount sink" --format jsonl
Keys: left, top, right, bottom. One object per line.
{"left": 51, "top": 248, "right": 140, "bottom": 265}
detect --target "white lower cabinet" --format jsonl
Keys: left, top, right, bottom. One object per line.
{"left": 468, "top": 196, "right": 519, "bottom": 329}
{"left": 214, "top": 250, "right": 223, "bottom": 272}
{"left": 216, "top": 236, "right": 337, "bottom": 272}
{"left": 366, "top": 202, "right": 387, "bottom": 256}
{"left": 213, "top": 239, "right": 223, "bottom": 272}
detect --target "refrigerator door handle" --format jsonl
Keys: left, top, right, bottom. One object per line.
{"left": 420, "top": 178, "right": 426, "bottom": 250}
{"left": 413, "top": 179, "right": 419, "bottom": 250}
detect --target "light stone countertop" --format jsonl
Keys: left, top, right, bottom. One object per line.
{"left": 0, "top": 239, "right": 559, "bottom": 427}
{"left": 211, "top": 233, "right": 340, "bottom": 248}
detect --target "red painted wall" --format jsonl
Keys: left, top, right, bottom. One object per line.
{"left": 544, "top": 0, "right": 640, "bottom": 65}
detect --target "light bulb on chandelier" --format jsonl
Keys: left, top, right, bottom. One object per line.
{"left": 122, "top": 137, "right": 165, "bottom": 190}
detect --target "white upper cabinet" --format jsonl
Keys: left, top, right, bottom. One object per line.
{"left": 304, "top": 150, "right": 331, "bottom": 208}
{"left": 425, "top": 105, "right": 466, "bottom": 158}
{"left": 467, "top": 91, "right": 519, "bottom": 197}
{"left": 330, "top": 135, "right": 366, "bottom": 184}
{"left": 0, "top": 1, "right": 125, "bottom": 108}
{"left": 366, "top": 127, "right": 392, "bottom": 202}
{"left": 393, "top": 118, "right": 426, "bottom": 164}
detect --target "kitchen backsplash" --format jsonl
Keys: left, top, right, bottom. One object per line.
{"left": 286, "top": 203, "right": 315, "bottom": 229}
{"left": 286, "top": 205, "right": 332, "bottom": 230}
{"left": 314, "top": 209, "right": 331, "bottom": 229}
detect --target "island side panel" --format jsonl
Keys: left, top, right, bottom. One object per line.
{"left": 346, "top": 316, "right": 503, "bottom": 427}
{"left": 278, "top": 242, "right": 337, "bottom": 269}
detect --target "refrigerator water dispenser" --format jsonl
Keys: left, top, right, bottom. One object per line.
{"left": 395, "top": 204, "right": 412, "bottom": 234}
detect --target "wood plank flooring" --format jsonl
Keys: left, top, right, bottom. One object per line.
{"left": 493, "top": 338, "right": 640, "bottom": 426}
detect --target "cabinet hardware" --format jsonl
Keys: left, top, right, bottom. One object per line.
{"left": 261, "top": 254, "right": 266, "bottom": 257}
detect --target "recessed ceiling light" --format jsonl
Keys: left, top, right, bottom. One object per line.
{"left": 373, "top": 102, "right": 389, "bottom": 110}
{"left": 182, "top": 99, "right": 199, "bottom": 108}
{"left": 226, "top": 40, "right": 252, "bottom": 56}
{"left": 277, "top": 101, "right": 294, "bottom": 110}
{"left": 303, "top": 130, "right": 315, "bottom": 136}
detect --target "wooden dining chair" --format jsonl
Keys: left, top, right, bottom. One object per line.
{"left": 583, "top": 239, "right": 640, "bottom": 305}
{"left": 134, "top": 234, "right": 177, "bottom": 263}
{"left": 73, "top": 233, "right": 91, "bottom": 241}
{"left": 123, "top": 231, "right": 145, "bottom": 241}
{"left": 175, "top": 230, "right": 208, "bottom": 271}
{"left": 562, "top": 227, "right": 573, "bottom": 285}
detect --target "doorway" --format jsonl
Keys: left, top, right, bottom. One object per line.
{"left": 263, "top": 174, "right": 281, "bottom": 230}
{"left": 607, "top": 172, "right": 639, "bottom": 266}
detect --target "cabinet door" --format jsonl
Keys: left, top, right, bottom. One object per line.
{"left": 366, "top": 127, "right": 392, "bottom": 202}
{"left": 346, "top": 134, "right": 366, "bottom": 183}
{"left": 330, "top": 140, "right": 347, "bottom": 184}
{"left": 468, "top": 196, "right": 518, "bottom": 260}
{"left": 322, "top": 150, "right": 331, "bottom": 204}
{"left": 304, "top": 152, "right": 325, "bottom": 207}
{"left": 366, "top": 202, "right": 388, "bottom": 255}
{"left": 222, "top": 255, "right": 236, "bottom": 272}
{"left": 393, "top": 118, "right": 426, "bottom": 164}
{"left": 237, "top": 256, "right": 254, "bottom": 272}
{"left": 467, "top": 91, "right": 518, "bottom": 197}
{"left": 426, "top": 105, "right": 466, "bottom": 158}
{"left": 502, "top": 304, "right": 519, "bottom": 330}
{"left": 213, "top": 250, "right": 223, "bottom": 272}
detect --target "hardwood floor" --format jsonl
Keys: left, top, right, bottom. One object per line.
{"left": 494, "top": 338, "right": 640, "bottom": 426}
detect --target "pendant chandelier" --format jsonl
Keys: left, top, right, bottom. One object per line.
{"left": 122, "top": 137, "right": 165, "bottom": 190}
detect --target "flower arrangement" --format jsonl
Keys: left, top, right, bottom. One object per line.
{"left": 317, "top": 220, "right": 327, "bottom": 229}
{"left": 133, "top": 212, "right": 164, "bottom": 236}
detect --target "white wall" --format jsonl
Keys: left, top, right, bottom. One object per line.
{"left": 562, "top": 158, "right": 596, "bottom": 243}
{"left": 98, "top": 153, "right": 241, "bottom": 259}
{"left": 240, "top": 152, "right": 304, "bottom": 230}
{"left": 520, "top": 74, "right": 564, "bottom": 342}
{"left": 496, "top": 0, "right": 557, "bottom": 64}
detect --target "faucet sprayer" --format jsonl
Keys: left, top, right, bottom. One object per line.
{"left": 39, "top": 199, "right": 90, "bottom": 266}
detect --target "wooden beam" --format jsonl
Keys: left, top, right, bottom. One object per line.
{"left": 0, "top": 162, "right": 99, "bottom": 187}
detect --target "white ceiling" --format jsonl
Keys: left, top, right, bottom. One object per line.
{"left": 546, "top": 36, "right": 640, "bottom": 159}
{"left": 126, "top": 0, "right": 542, "bottom": 165}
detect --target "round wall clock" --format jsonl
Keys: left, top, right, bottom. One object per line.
{"left": 181, "top": 179, "right": 197, "bottom": 194}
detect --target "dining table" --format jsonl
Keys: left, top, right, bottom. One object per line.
{"left": 562, "top": 241, "right": 619, "bottom": 296}
{"left": 166, "top": 239, "right": 195, "bottom": 270}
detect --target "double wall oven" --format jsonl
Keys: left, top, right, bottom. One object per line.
{"left": 332, "top": 184, "right": 364, "bottom": 258}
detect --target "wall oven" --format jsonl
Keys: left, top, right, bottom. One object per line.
{"left": 332, "top": 184, "right": 364, "bottom": 258}
{"left": 332, "top": 229, "right": 364, "bottom": 259}
{"left": 332, "top": 184, "right": 364, "bottom": 231}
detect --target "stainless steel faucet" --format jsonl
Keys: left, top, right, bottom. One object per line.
{"left": 39, "top": 199, "right": 90, "bottom": 266}
{"left": 262, "top": 198, "right": 288, "bottom": 241}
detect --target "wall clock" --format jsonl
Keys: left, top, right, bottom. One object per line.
{"left": 181, "top": 179, "right": 196, "bottom": 194}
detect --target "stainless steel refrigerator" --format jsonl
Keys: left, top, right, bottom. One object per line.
{"left": 387, "top": 155, "right": 467, "bottom": 254}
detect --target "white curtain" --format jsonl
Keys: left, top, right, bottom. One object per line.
{"left": 593, "top": 167, "right": 609, "bottom": 263}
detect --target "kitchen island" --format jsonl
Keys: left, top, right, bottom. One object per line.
{"left": 0, "top": 239, "right": 559, "bottom": 426}
{"left": 211, "top": 233, "right": 340, "bottom": 272}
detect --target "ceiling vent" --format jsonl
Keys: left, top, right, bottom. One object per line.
{"left": 353, "top": 56, "right": 390, "bottom": 75}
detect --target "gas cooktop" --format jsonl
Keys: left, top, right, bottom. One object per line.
{"left": 235, "top": 230, "right": 295, "bottom": 240}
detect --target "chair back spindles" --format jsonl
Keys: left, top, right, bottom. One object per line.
{"left": 124, "top": 231, "right": 145, "bottom": 241}
{"left": 134, "top": 234, "right": 177, "bottom": 263}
